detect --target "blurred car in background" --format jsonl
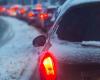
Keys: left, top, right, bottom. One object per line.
{"left": 16, "top": 7, "right": 27, "bottom": 20}
{"left": 0, "top": 3, "right": 57, "bottom": 32}
{"left": 26, "top": 8, "right": 42, "bottom": 24}
{"left": 0, "top": 6, "right": 6, "bottom": 15}
{"left": 5, "top": 5, "right": 22, "bottom": 17}
{"left": 35, "top": 5, "right": 57, "bottom": 32}
{"left": 25, "top": 9, "right": 37, "bottom": 24}
{"left": 26, "top": 4, "right": 57, "bottom": 32}
{"left": 16, "top": 5, "right": 32, "bottom": 20}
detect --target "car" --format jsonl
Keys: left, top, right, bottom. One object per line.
{"left": 16, "top": 6, "right": 29, "bottom": 20}
{"left": 25, "top": 4, "right": 56, "bottom": 32}
{"left": 24, "top": 9, "right": 39, "bottom": 24}
{"left": 32, "top": 8, "right": 56, "bottom": 32}
{"left": 35, "top": 11, "right": 51, "bottom": 32}
{"left": 5, "top": 5, "right": 22, "bottom": 17}
{"left": 31, "top": 0, "right": 100, "bottom": 80}
{"left": 0, "top": 6, "right": 6, "bottom": 15}
{"left": 46, "top": 5, "right": 58, "bottom": 17}
{"left": 37, "top": 6, "right": 58, "bottom": 32}
{"left": 2, "top": 5, "right": 10, "bottom": 16}
{"left": 25, "top": 3, "right": 44, "bottom": 25}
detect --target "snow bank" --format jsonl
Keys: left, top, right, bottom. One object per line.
{"left": 0, "top": 17, "right": 40, "bottom": 80}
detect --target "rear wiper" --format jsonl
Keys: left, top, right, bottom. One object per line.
{"left": 81, "top": 41, "right": 100, "bottom": 48}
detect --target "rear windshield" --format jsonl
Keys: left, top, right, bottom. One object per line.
{"left": 57, "top": 2, "right": 100, "bottom": 42}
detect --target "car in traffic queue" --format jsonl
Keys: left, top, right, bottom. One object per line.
{"left": 32, "top": 8, "right": 56, "bottom": 32}
{"left": 24, "top": 3, "right": 44, "bottom": 25}
{"left": 5, "top": 5, "right": 22, "bottom": 17}
{"left": 0, "top": 6, "right": 6, "bottom": 15}
{"left": 46, "top": 5, "right": 58, "bottom": 18}
{"left": 24, "top": 8, "right": 40, "bottom": 24}
{"left": 1, "top": 5, "right": 10, "bottom": 16}
{"left": 25, "top": 4, "right": 56, "bottom": 32}
{"left": 36, "top": 5, "right": 58, "bottom": 32}
{"left": 31, "top": 0, "right": 100, "bottom": 80}
{"left": 16, "top": 6, "right": 30, "bottom": 20}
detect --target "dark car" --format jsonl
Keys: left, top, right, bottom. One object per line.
{"left": 27, "top": 5, "right": 57, "bottom": 32}
{"left": 25, "top": 8, "right": 42, "bottom": 25}
{"left": 46, "top": 5, "right": 57, "bottom": 16}
{"left": 31, "top": 0, "right": 100, "bottom": 80}
{"left": 26, "top": 7, "right": 51, "bottom": 31}
{"left": 0, "top": 6, "right": 6, "bottom": 15}
{"left": 39, "top": 6, "right": 58, "bottom": 32}
{"left": 16, "top": 7, "right": 29, "bottom": 20}
{"left": 34, "top": 8, "right": 57, "bottom": 32}
{"left": 4, "top": 5, "right": 22, "bottom": 17}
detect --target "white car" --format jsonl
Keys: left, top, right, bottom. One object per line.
{"left": 32, "top": 0, "right": 100, "bottom": 80}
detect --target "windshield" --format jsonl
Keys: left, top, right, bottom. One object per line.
{"left": 57, "top": 2, "right": 100, "bottom": 42}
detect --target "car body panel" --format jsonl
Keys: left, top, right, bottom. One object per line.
{"left": 41, "top": 0, "right": 100, "bottom": 80}
{"left": 50, "top": 38, "right": 100, "bottom": 64}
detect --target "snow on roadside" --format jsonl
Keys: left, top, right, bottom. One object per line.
{"left": 0, "top": 17, "right": 40, "bottom": 80}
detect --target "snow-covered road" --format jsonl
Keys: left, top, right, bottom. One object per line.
{"left": 0, "top": 17, "right": 40, "bottom": 80}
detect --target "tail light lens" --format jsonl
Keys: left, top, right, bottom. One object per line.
{"left": 20, "top": 8, "right": 26, "bottom": 15}
{"left": 39, "top": 13, "right": 48, "bottom": 20}
{"left": 0, "top": 7, "right": 5, "bottom": 12}
{"left": 28, "top": 11, "right": 34, "bottom": 17}
{"left": 39, "top": 51, "right": 57, "bottom": 80}
{"left": 40, "top": 14, "right": 44, "bottom": 20}
{"left": 7, "top": 9, "right": 16, "bottom": 16}
{"left": 44, "top": 14, "right": 48, "bottom": 19}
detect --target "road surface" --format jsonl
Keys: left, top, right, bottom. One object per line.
{"left": 0, "top": 16, "right": 40, "bottom": 80}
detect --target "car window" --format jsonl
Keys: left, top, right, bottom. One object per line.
{"left": 57, "top": 2, "right": 100, "bottom": 42}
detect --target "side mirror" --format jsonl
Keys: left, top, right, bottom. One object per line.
{"left": 32, "top": 35, "right": 47, "bottom": 47}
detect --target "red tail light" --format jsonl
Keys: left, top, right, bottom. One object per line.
{"left": 28, "top": 11, "right": 34, "bottom": 17}
{"left": 44, "top": 14, "right": 48, "bottom": 19}
{"left": 39, "top": 13, "right": 48, "bottom": 20}
{"left": 40, "top": 14, "right": 44, "bottom": 20}
{"left": 20, "top": 8, "right": 26, "bottom": 15}
{"left": 39, "top": 51, "right": 57, "bottom": 80}
{"left": 0, "top": 7, "right": 5, "bottom": 12}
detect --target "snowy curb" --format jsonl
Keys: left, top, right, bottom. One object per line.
{"left": 0, "top": 17, "right": 14, "bottom": 47}
{"left": 0, "top": 16, "right": 40, "bottom": 80}
{"left": 19, "top": 54, "right": 38, "bottom": 80}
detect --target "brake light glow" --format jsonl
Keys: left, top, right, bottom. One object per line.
{"left": 20, "top": 8, "right": 26, "bottom": 15}
{"left": 44, "top": 14, "right": 48, "bottom": 18}
{"left": 39, "top": 51, "right": 57, "bottom": 80}
{"left": 28, "top": 11, "right": 34, "bottom": 17}
{"left": 7, "top": 8, "right": 16, "bottom": 16}
{"left": 40, "top": 14, "right": 44, "bottom": 19}
{"left": 43, "top": 57, "right": 54, "bottom": 75}
{"left": 39, "top": 13, "right": 48, "bottom": 20}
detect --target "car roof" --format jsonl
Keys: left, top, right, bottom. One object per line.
{"left": 61, "top": 0, "right": 100, "bottom": 10}
{"left": 58, "top": 0, "right": 100, "bottom": 19}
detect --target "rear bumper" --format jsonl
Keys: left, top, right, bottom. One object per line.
{"left": 57, "top": 63, "right": 100, "bottom": 80}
